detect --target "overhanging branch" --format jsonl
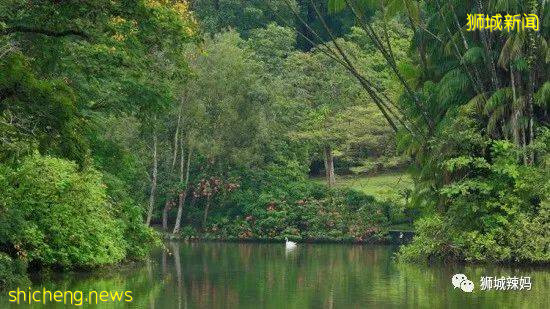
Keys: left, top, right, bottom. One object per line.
{"left": 0, "top": 26, "right": 90, "bottom": 40}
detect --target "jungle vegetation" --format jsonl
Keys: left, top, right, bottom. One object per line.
{"left": 0, "top": 0, "right": 548, "bottom": 287}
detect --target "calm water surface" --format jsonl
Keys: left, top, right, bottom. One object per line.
{"left": 2, "top": 242, "right": 549, "bottom": 308}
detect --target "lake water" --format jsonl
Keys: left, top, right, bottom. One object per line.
{"left": 2, "top": 242, "right": 549, "bottom": 308}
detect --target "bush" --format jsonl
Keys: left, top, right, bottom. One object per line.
{"left": 397, "top": 215, "right": 459, "bottom": 263}
{"left": 199, "top": 179, "right": 391, "bottom": 242}
{"left": 506, "top": 200, "right": 550, "bottom": 263}
{"left": 0, "top": 253, "right": 29, "bottom": 288}
{"left": 101, "top": 173, "right": 159, "bottom": 260}
{"left": 399, "top": 143, "right": 549, "bottom": 264}
{"left": 399, "top": 206, "right": 550, "bottom": 264}
{"left": 0, "top": 155, "right": 128, "bottom": 269}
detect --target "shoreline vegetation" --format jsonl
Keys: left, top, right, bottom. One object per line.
{"left": 1, "top": 0, "right": 548, "bottom": 291}
{"left": 160, "top": 232, "right": 415, "bottom": 245}
{"left": 159, "top": 172, "right": 415, "bottom": 244}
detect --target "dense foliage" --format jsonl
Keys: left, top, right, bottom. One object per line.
{"left": 0, "top": 0, "right": 548, "bottom": 289}
{"left": 322, "top": 0, "right": 549, "bottom": 263}
{"left": 0, "top": 0, "right": 193, "bottom": 286}
{"left": 182, "top": 174, "right": 393, "bottom": 242}
{"left": 0, "top": 156, "right": 126, "bottom": 268}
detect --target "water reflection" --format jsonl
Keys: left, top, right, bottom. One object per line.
{"left": 152, "top": 243, "right": 550, "bottom": 309}
{"left": 1, "top": 242, "right": 548, "bottom": 308}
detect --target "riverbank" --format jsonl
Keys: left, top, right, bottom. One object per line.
{"left": 161, "top": 231, "right": 414, "bottom": 245}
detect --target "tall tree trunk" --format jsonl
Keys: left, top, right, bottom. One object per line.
{"left": 435, "top": 0, "right": 486, "bottom": 98}
{"left": 526, "top": 0, "right": 539, "bottom": 165}
{"left": 162, "top": 200, "right": 171, "bottom": 230}
{"left": 521, "top": 127, "right": 529, "bottom": 165}
{"left": 527, "top": 82, "right": 535, "bottom": 165}
{"left": 510, "top": 65, "right": 519, "bottom": 145}
{"left": 171, "top": 103, "right": 182, "bottom": 168}
{"left": 163, "top": 100, "right": 184, "bottom": 230}
{"left": 404, "top": 0, "right": 427, "bottom": 73}
{"left": 324, "top": 146, "right": 335, "bottom": 187}
{"left": 173, "top": 143, "right": 192, "bottom": 234}
{"left": 476, "top": 0, "right": 500, "bottom": 91}
{"left": 172, "top": 96, "right": 185, "bottom": 168}
{"left": 514, "top": 66, "right": 529, "bottom": 164}
{"left": 203, "top": 196, "right": 211, "bottom": 230}
{"left": 146, "top": 131, "right": 158, "bottom": 226}
{"left": 510, "top": 65, "right": 522, "bottom": 162}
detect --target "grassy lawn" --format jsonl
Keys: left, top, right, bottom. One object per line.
{"left": 312, "top": 172, "right": 413, "bottom": 201}
{"left": 312, "top": 172, "right": 415, "bottom": 231}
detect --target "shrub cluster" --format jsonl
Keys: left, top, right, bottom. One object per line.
{"left": 0, "top": 155, "right": 157, "bottom": 279}
{"left": 399, "top": 140, "right": 549, "bottom": 264}
{"left": 182, "top": 178, "right": 393, "bottom": 242}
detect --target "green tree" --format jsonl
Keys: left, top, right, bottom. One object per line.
{"left": 0, "top": 155, "right": 126, "bottom": 268}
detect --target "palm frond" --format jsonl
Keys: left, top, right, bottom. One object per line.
{"left": 535, "top": 82, "right": 550, "bottom": 108}
{"left": 487, "top": 104, "right": 507, "bottom": 134}
{"left": 462, "top": 46, "right": 485, "bottom": 65}
{"left": 328, "top": 0, "right": 347, "bottom": 13}
{"left": 464, "top": 92, "right": 488, "bottom": 114}
{"left": 444, "top": 30, "right": 464, "bottom": 57}
{"left": 437, "top": 68, "right": 471, "bottom": 108}
{"left": 484, "top": 87, "right": 512, "bottom": 114}
{"left": 513, "top": 95, "right": 527, "bottom": 111}
{"left": 498, "top": 33, "right": 525, "bottom": 69}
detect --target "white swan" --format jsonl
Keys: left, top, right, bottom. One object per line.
{"left": 285, "top": 237, "right": 297, "bottom": 250}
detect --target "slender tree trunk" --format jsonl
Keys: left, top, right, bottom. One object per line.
{"left": 435, "top": 0, "right": 485, "bottom": 97}
{"left": 514, "top": 67, "right": 529, "bottom": 164}
{"left": 162, "top": 200, "right": 171, "bottom": 230}
{"left": 510, "top": 63, "right": 522, "bottom": 160}
{"left": 526, "top": 0, "right": 539, "bottom": 165}
{"left": 510, "top": 65, "right": 521, "bottom": 150}
{"left": 324, "top": 146, "right": 335, "bottom": 187}
{"left": 172, "top": 191, "right": 188, "bottom": 234}
{"left": 146, "top": 131, "right": 158, "bottom": 226}
{"left": 163, "top": 100, "right": 185, "bottom": 230}
{"left": 476, "top": 0, "right": 500, "bottom": 91}
{"left": 172, "top": 98, "right": 183, "bottom": 168}
{"left": 521, "top": 127, "right": 529, "bottom": 165}
{"left": 173, "top": 144, "right": 192, "bottom": 234}
{"left": 404, "top": 0, "right": 427, "bottom": 73}
{"left": 203, "top": 196, "right": 211, "bottom": 230}
{"left": 527, "top": 90, "right": 535, "bottom": 164}
{"left": 179, "top": 137, "right": 185, "bottom": 183}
